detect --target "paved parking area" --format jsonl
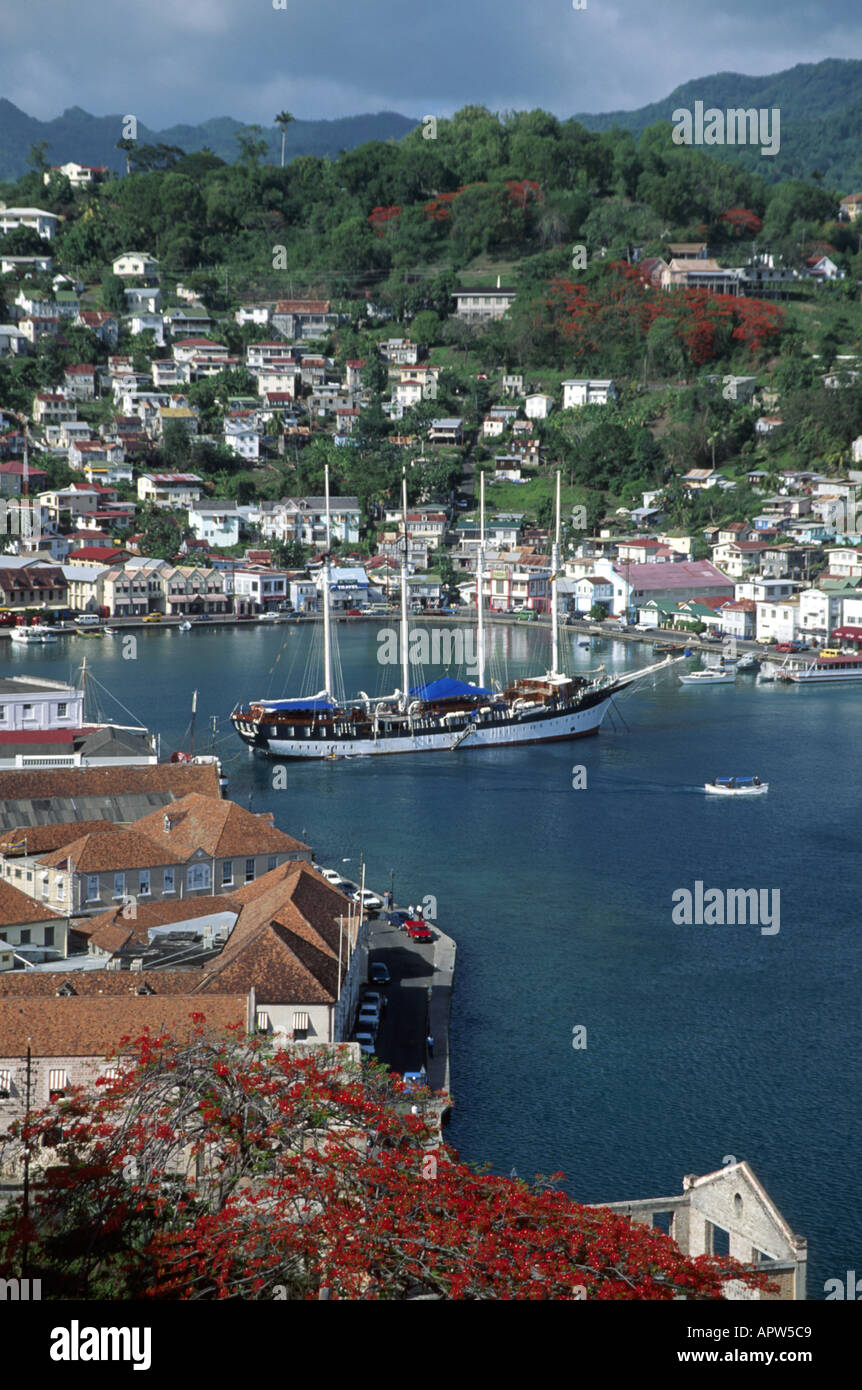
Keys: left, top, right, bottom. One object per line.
{"left": 363, "top": 913, "right": 455, "bottom": 1096}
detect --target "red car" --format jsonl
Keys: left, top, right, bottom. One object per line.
{"left": 774, "top": 642, "right": 794, "bottom": 652}
{"left": 347, "top": 608, "right": 362, "bottom": 616}
{"left": 404, "top": 919, "right": 433, "bottom": 942}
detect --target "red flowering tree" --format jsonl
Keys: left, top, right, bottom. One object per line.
{"left": 720, "top": 207, "right": 763, "bottom": 237}
{"left": 546, "top": 262, "right": 783, "bottom": 370}
{"left": 0, "top": 1022, "right": 775, "bottom": 1300}
{"left": 367, "top": 205, "right": 402, "bottom": 237}
{"left": 504, "top": 179, "right": 542, "bottom": 209}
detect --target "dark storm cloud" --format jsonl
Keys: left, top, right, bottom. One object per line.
{"left": 5, "top": 0, "right": 862, "bottom": 126}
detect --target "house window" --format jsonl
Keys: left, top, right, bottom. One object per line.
{"left": 245, "top": 858, "right": 255, "bottom": 883}
{"left": 86, "top": 874, "right": 100, "bottom": 902}
{"left": 113, "top": 872, "right": 125, "bottom": 900}
{"left": 221, "top": 860, "right": 233, "bottom": 887}
{"left": 292, "top": 1011, "right": 309, "bottom": 1040}
{"left": 57, "top": 702, "right": 67, "bottom": 717}
{"left": 19, "top": 929, "right": 30, "bottom": 945}
{"left": 48, "top": 1068, "right": 68, "bottom": 1096}
{"left": 0, "top": 1069, "right": 11, "bottom": 1099}
{"left": 139, "top": 869, "right": 151, "bottom": 897}
{"left": 187, "top": 863, "right": 211, "bottom": 891}
{"left": 163, "top": 867, "right": 175, "bottom": 894}
{"left": 256, "top": 1010, "right": 271, "bottom": 1033}
{"left": 44, "top": 926, "right": 54, "bottom": 947}
{"left": 267, "top": 856, "right": 277, "bottom": 873}
{"left": 22, "top": 704, "right": 33, "bottom": 718}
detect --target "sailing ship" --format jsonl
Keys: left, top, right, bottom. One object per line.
{"left": 231, "top": 468, "right": 677, "bottom": 759}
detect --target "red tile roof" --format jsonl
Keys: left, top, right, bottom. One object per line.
{"left": 130, "top": 793, "right": 310, "bottom": 860}
{"left": 0, "top": 878, "right": 64, "bottom": 928}
{"left": 38, "top": 827, "right": 186, "bottom": 873}
{"left": 0, "top": 762, "right": 221, "bottom": 805}
{"left": 0, "top": 994, "right": 251, "bottom": 1056}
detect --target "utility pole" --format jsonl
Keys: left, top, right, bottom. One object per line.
{"left": 22, "top": 1041, "right": 32, "bottom": 1278}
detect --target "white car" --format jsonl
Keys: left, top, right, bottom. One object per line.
{"left": 317, "top": 867, "right": 343, "bottom": 885}
{"left": 350, "top": 888, "right": 383, "bottom": 910}
{"left": 353, "top": 1031, "right": 376, "bottom": 1057}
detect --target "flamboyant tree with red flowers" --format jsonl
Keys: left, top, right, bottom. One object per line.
{"left": 720, "top": 206, "right": 763, "bottom": 237}
{"left": 0, "top": 1021, "right": 775, "bottom": 1300}
{"left": 546, "top": 261, "right": 783, "bottom": 370}
{"left": 367, "top": 205, "right": 402, "bottom": 236}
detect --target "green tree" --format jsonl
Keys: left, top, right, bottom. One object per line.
{"left": 101, "top": 272, "right": 127, "bottom": 314}
{"left": 236, "top": 125, "right": 268, "bottom": 167}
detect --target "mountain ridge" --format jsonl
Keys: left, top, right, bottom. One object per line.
{"left": 3, "top": 58, "right": 862, "bottom": 187}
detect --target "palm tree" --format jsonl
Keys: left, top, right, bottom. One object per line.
{"left": 275, "top": 111, "right": 295, "bottom": 169}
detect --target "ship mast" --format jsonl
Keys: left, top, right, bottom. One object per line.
{"left": 551, "top": 469, "right": 561, "bottom": 677}
{"left": 477, "top": 471, "right": 486, "bottom": 688}
{"left": 323, "top": 463, "right": 333, "bottom": 698}
{"left": 400, "top": 468, "right": 410, "bottom": 707}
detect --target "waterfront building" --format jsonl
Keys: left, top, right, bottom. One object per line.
{"left": 597, "top": 1161, "right": 807, "bottom": 1300}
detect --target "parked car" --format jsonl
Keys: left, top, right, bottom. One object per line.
{"left": 142, "top": 612, "right": 162, "bottom": 623}
{"left": 369, "top": 961, "right": 391, "bottom": 985}
{"left": 350, "top": 888, "right": 383, "bottom": 910}
{"left": 402, "top": 1069, "right": 428, "bottom": 1090}
{"left": 361, "top": 990, "right": 387, "bottom": 1015}
{"left": 774, "top": 642, "right": 794, "bottom": 652}
{"left": 405, "top": 919, "right": 433, "bottom": 943}
{"left": 346, "top": 608, "right": 362, "bottom": 616}
{"left": 353, "top": 1031, "right": 376, "bottom": 1057}
{"left": 357, "top": 1004, "right": 380, "bottom": 1033}
{"left": 317, "top": 866, "right": 343, "bottom": 885}
{"left": 384, "top": 911, "right": 408, "bottom": 929}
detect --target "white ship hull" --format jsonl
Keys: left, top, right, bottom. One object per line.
{"left": 234, "top": 691, "right": 616, "bottom": 759}
{"left": 778, "top": 667, "right": 862, "bottom": 683}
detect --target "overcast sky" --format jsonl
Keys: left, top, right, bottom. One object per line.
{"left": 4, "top": 0, "right": 862, "bottom": 127}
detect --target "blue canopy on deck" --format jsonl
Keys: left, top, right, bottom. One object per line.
{"left": 409, "top": 677, "right": 493, "bottom": 701}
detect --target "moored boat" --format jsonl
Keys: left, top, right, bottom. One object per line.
{"left": 232, "top": 469, "right": 680, "bottom": 760}
{"left": 678, "top": 668, "right": 735, "bottom": 685}
{"left": 777, "top": 649, "right": 862, "bottom": 683}
{"left": 10, "top": 623, "right": 57, "bottom": 644}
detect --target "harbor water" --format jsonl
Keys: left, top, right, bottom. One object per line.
{"left": 7, "top": 620, "right": 861, "bottom": 1296}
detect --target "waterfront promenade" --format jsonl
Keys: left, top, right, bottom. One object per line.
{"left": 365, "top": 907, "right": 456, "bottom": 1105}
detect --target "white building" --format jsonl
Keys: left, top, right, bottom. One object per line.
{"left": 524, "top": 393, "right": 554, "bottom": 420}
{"left": 798, "top": 588, "right": 843, "bottom": 641}
{"left": 561, "top": 379, "right": 619, "bottom": 409}
{"left": 224, "top": 419, "right": 260, "bottom": 460}
{"left": 233, "top": 568, "right": 289, "bottom": 615}
{"left": 112, "top": 252, "right": 159, "bottom": 280}
{"left": 0, "top": 676, "right": 84, "bottom": 731}
{"left": 0, "top": 207, "right": 59, "bottom": 240}
{"left": 755, "top": 597, "right": 800, "bottom": 644}
{"left": 187, "top": 503, "right": 244, "bottom": 548}
{"left": 137, "top": 474, "right": 203, "bottom": 508}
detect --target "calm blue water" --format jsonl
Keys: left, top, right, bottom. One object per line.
{"left": 6, "top": 622, "right": 860, "bottom": 1296}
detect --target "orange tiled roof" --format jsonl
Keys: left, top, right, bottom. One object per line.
{"left": 130, "top": 793, "right": 310, "bottom": 860}
{"left": 0, "top": 994, "right": 251, "bottom": 1056}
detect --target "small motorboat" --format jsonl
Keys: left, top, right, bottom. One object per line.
{"left": 10, "top": 624, "right": 58, "bottom": 644}
{"left": 679, "top": 668, "right": 735, "bottom": 685}
{"left": 578, "top": 640, "right": 591, "bottom": 648}
{"left": 705, "top": 776, "right": 768, "bottom": 796}
{"left": 736, "top": 652, "right": 760, "bottom": 671}
{"left": 178, "top": 621, "right": 192, "bottom": 631}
